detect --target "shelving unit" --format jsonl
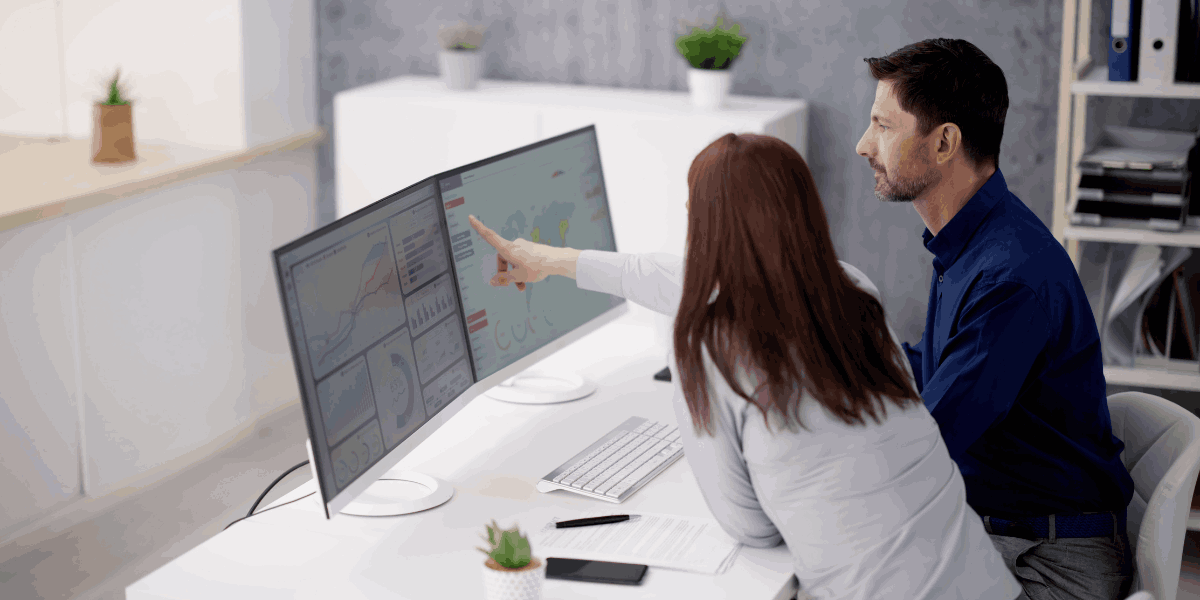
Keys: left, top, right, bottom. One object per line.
{"left": 1052, "top": 0, "right": 1200, "bottom": 400}
{"left": 1072, "top": 65, "right": 1200, "bottom": 98}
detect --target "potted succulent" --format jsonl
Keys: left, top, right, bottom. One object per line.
{"left": 477, "top": 520, "right": 544, "bottom": 600}
{"left": 675, "top": 17, "right": 748, "bottom": 110}
{"left": 92, "top": 69, "right": 136, "bottom": 163}
{"left": 437, "top": 21, "right": 486, "bottom": 90}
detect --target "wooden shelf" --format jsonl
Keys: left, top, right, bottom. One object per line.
{"left": 1071, "top": 66, "right": 1200, "bottom": 99}
{"left": 1105, "top": 364, "right": 1200, "bottom": 391}
{"left": 1064, "top": 225, "right": 1200, "bottom": 248}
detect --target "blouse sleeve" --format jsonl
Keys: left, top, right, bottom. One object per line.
{"left": 669, "top": 350, "right": 783, "bottom": 548}
{"left": 575, "top": 250, "right": 684, "bottom": 317}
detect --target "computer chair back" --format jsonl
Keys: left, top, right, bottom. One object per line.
{"left": 1108, "top": 391, "right": 1200, "bottom": 600}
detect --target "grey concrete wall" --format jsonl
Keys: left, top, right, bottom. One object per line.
{"left": 315, "top": 0, "right": 1197, "bottom": 343}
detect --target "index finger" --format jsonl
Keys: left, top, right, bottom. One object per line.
{"left": 468, "top": 215, "right": 511, "bottom": 253}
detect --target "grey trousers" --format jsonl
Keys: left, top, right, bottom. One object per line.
{"left": 983, "top": 518, "right": 1134, "bottom": 600}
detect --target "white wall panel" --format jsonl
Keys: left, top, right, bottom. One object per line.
{"left": 0, "top": 217, "right": 80, "bottom": 537}
{"left": 71, "top": 178, "right": 246, "bottom": 494}
{"left": 242, "top": 0, "right": 316, "bottom": 148}
{"left": 0, "top": 0, "right": 65, "bottom": 136}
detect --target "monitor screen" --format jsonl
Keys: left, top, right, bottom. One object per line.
{"left": 274, "top": 179, "right": 473, "bottom": 502}
{"left": 439, "top": 126, "right": 621, "bottom": 380}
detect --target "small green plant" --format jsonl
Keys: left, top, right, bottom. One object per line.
{"left": 438, "top": 20, "right": 486, "bottom": 51}
{"left": 103, "top": 70, "right": 129, "bottom": 106}
{"left": 675, "top": 17, "right": 748, "bottom": 70}
{"left": 476, "top": 520, "right": 533, "bottom": 569}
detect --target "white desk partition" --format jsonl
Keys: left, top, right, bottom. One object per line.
{"left": 334, "top": 76, "right": 808, "bottom": 260}
{"left": 125, "top": 311, "right": 799, "bottom": 600}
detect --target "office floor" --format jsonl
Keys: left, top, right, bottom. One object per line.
{"left": 0, "top": 405, "right": 310, "bottom": 600}
{"left": 2, "top": 402, "right": 1200, "bottom": 600}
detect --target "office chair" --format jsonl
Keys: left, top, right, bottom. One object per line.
{"left": 1108, "top": 391, "right": 1200, "bottom": 600}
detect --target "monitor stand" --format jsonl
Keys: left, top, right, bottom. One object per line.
{"left": 304, "top": 441, "right": 454, "bottom": 517}
{"left": 483, "top": 371, "right": 596, "bottom": 404}
{"left": 338, "top": 471, "right": 455, "bottom": 516}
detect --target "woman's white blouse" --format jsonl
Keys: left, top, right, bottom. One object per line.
{"left": 575, "top": 250, "right": 1020, "bottom": 600}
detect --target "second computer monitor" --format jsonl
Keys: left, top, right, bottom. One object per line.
{"left": 438, "top": 125, "right": 623, "bottom": 382}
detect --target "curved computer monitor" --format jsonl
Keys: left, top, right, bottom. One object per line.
{"left": 272, "top": 125, "right": 626, "bottom": 519}
{"left": 435, "top": 125, "right": 628, "bottom": 401}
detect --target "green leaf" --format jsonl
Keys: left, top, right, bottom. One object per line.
{"left": 493, "top": 529, "right": 532, "bottom": 569}
{"left": 480, "top": 521, "right": 532, "bottom": 569}
{"left": 104, "top": 70, "right": 128, "bottom": 106}
{"left": 674, "top": 19, "right": 747, "bottom": 70}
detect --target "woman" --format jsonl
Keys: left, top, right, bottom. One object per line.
{"left": 468, "top": 133, "right": 1019, "bottom": 600}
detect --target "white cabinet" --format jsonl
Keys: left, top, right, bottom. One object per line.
{"left": 334, "top": 76, "right": 808, "bottom": 259}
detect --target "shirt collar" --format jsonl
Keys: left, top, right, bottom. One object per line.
{"left": 921, "top": 169, "right": 1009, "bottom": 273}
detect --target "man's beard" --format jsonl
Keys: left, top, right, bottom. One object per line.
{"left": 870, "top": 159, "right": 940, "bottom": 203}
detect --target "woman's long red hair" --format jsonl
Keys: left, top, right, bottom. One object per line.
{"left": 673, "top": 134, "right": 920, "bottom": 434}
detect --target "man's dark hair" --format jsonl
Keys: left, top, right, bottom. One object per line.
{"left": 864, "top": 38, "right": 1009, "bottom": 169}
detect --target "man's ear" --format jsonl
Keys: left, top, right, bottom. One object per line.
{"left": 935, "top": 124, "right": 962, "bottom": 165}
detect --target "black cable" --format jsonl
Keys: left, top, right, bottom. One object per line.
{"left": 223, "top": 491, "right": 316, "bottom": 531}
{"left": 222, "top": 459, "right": 310, "bottom": 531}
{"left": 248, "top": 460, "right": 310, "bottom": 517}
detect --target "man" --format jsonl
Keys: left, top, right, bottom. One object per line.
{"left": 855, "top": 39, "right": 1135, "bottom": 599}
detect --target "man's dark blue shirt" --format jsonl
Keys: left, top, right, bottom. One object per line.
{"left": 903, "top": 169, "right": 1134, "bottom": 519}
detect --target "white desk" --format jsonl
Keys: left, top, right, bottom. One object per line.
{"left": 125, "top": 312, "right": 799, "bottom": 600}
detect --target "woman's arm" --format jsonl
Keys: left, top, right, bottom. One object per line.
{"left": 575, "top": 251, "right": 682, "bottom": 316}
{"left": 468, "top": 214, "right": 684, "bottom": 316}
{"left": 670, "top": 353, "right": 782, "bottom": 548}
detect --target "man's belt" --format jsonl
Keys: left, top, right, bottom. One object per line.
{"left": 983, "top": 510, "right": 1127, "bottom": 541}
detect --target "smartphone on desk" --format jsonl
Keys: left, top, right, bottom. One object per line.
{"left": 545, "top": 557, "right": 648, "bottom": 585}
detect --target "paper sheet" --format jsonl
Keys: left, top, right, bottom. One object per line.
{"left": 532, "top": 511, "right": 742, "bottom": 575}
{"left": 1102, "top": 244, "right": 1193, "bottom": 366}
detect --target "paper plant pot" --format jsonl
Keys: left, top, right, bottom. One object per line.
{"left": 92, "top": 103, "right": 136, "bottom": 163}
{"left": 687, "top": 67, "right": 733, "bottom": 110}
{"left": 439, "top": 50, "right": 483, "bottom": 90}
{"left": 481, "top": 557, "right": 544, "bottom": 600}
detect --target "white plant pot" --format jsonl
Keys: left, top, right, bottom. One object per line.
{"left": 482, "top": 558, "right": 545, "bottom": 600}
{"left": 687, "top": 67, "right": 733, "bottom": 110}
{"left": 439, "top": 50, "right": 483, "bottom": 90}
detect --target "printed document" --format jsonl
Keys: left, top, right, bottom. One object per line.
{"left": 533, "top": 511, "right": 741, "bottom": 575}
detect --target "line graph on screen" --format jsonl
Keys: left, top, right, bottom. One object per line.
{"left": 294, "top": 223, "right": 408, "bottom": 380}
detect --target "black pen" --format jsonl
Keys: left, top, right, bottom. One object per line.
{"left": 555, "top": 515, "right": 636, "bottom": 529}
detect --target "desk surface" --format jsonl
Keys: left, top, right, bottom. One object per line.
{"left": 125, "top": 310, "right": 797, "bottom": 600}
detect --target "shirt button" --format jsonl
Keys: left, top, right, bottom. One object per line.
{"left": 938, "top": 275, "right": 943, "bottom": 283}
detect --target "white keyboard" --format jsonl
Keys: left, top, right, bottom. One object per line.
{"left": 536, "top": 417, "right": 684, "bottom": 503}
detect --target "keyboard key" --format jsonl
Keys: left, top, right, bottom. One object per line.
{"left": 654, "top": 425, "right": 677, "bottom": 439}
{"left": 606, "top": 482, "right": 633, "bottom": 498}
{"left": 621, "top": 454, "right": 669, "bottom": 486}
{"left": 632, "top": 422, "right": 651, "bottom": 434}
{"left": 595, "top": 480, "right": 618, "bottom": 495}
{"left": 644, "top": 423, "right": 666, "bottom": 438}
{"left": 566, "top": 434, "right": 638, "bottom": 486}
{"left": 665, "top": 430, "right": 681, "bottom": 442}
{"left": 645, "top": 439, "right": 670, "bottom": 456}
